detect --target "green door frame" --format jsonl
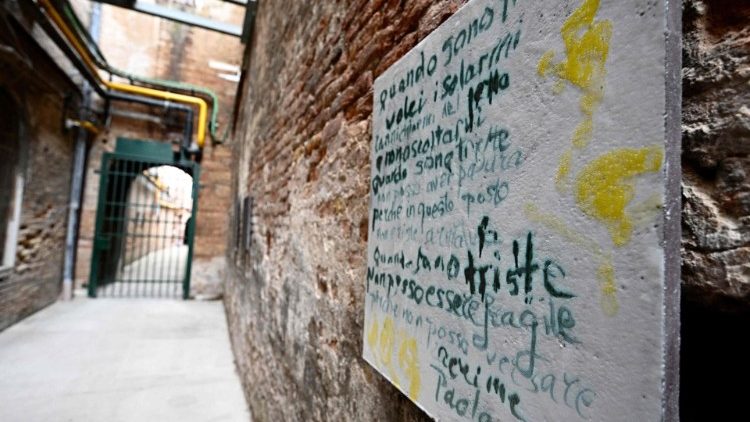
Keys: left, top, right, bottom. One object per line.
{"left": 87, "top": 138, "right": 200, "bottom": 299}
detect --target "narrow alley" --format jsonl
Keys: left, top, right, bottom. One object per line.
{"left": 1, "top": 0, "right": 749, "bottom": 421}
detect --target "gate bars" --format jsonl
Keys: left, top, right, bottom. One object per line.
{"left": 88, "top": 152, "right": 200, "bottom": 298}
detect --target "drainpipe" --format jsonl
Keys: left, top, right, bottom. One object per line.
{"left": 61, "top": 3, "right": 101, "bottom": 300}
{"left": 61, "top": 123, "right": 88, "bottom": 300}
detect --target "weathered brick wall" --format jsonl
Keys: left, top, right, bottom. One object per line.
{"left": 74, "top": 2, "right": 242, "bottom": 296}
{"left": 225, "top": 1, "right": 466, "bottom": 420}
{"left": 0, "top": 0, "right": 92, "bottom": 330}
{"left": 0, "top": 92, "right": 73, "bottom": 331}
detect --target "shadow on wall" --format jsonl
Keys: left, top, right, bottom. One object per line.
{"left": 680, "top": 296, "right": 750, "bottom": 421}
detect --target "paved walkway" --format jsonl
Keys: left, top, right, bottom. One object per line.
{"left": 0, "top": 299, "right": 250, "bottom": 422}
{"left": 119, "top": 245, "right": 188, "bottom": 283}
{"left": 96, "top": 245, "right": 189, "bottom": 298}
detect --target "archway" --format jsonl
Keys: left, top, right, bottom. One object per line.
{"left": 88, "top": 141, "right": 200, "bottom": 298}
{"left": 114, "top": 165, "right": 194, "bottom": 296}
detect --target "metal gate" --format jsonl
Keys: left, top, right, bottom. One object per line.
{"left": 88, "top": 139, "right": 200, "bottom": 298}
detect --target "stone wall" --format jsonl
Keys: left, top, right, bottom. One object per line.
{"left": 680, "top": 1, "right": 749, "bottom": 421}
{"left": 225, "top": 0, "right": 749, "bottom": 420}
{"left": 681, "top": 0, "right": 750, "bottom": 309}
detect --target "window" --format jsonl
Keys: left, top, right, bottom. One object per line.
{"left": 0, "top": 89, "right": 25, "bottom": 277}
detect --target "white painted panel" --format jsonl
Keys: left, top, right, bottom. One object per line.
{"left": 363, "top": 1, "right": 674, "bottom": 420}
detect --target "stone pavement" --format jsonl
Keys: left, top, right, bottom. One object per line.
{"left": 0, "top": 298, "right": 250, "bottom": 421}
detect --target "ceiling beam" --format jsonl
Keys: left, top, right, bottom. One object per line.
{"left": 92, "top": 0, "right": 243, "bottom": 37}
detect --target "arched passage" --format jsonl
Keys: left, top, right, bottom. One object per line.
{"left": 88, "top": 143, "right": 200, "bottom": 298}
{"left": 115, "top": 165, "right": 193, "bottom": 295}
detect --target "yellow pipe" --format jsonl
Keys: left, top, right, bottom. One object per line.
{"left": 67, "top": 119, "right": 101, "bottom": 135}
{"left": 39, "top": 0, "right": 208, "bottom": 147}
{"left": 109, "top": 82, "right": 207, "bottom": 146}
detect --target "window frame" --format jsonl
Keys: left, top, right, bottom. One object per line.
{"left": 0, "top": 89, "right": 27, "bottom": 280}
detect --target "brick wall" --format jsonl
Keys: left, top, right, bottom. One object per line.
{"left": 0, "top": 91, "right": 74, "bottom": 331}
{"left": 225, "top": 1, "right": 466, "bottom": 420}
{"left": 0, "top": 0, "right": 90, "bottom": 330}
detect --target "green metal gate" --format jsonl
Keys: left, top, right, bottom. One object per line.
{"left": 88, "top": 138, "right": 200, "bottom": 299}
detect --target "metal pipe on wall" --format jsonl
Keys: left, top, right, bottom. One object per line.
{"left": 108, "top": 91, "right": 196, "bottom": 154}
{"left": 61, "top": 2, "right": 101, "bottom": 300}
{"left": 36, "top": 0, "right": 210, "bottom": 147}
{"left": 61, "top": 123, "right": 88, "bottom": 300}
{"left": 25, "top": 2, "right": 196, "bottom": 153}
{"left": 109, "top": 109, "right": 163, "bottom": 125}
{"left": 59, "top": 0, "right": 228, "bottom": 144}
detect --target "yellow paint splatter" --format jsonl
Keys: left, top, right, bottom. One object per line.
{"left": 367, "top": 315, "right": 379, "bottom": 351}
{"left": 539, "top": 0, "right": 613, "bottom": 185}
{"left": 524, "top": 203, "right": 603, "bottom": 258}
{"left": 535, "top": 1, "right": 664, "bottom": 317}
{"left": 575, "top": 146, "right": 663, "bottom": 246}
{"left": 556, "top": 149, "right": 574, "bottom": 191}
{"left": 397, "top": 337, "right": 421, "bottom": 401}
{"left": 572, "top": 118, "right": 593, "bottom": 149}
{"left": 525, "top": 203, "right": 620, "bottom": 316}
{"left": 597, "top": 261, "right": 619, "bottom": 316}
{"left": 366, "top": 315, "right": 421, "bottom": 400}
{"left": 378, "top": 317, "right": 398, "bottom": 384}
{"left": 557, "top": 0, "right": 612, "bottom": 89}
{"left": 332, "top": 197, "right": 346, "bottom": 214}
{"left": 628, "top": 193, "right": 663, "bottom": 228}
{"left": 537, "top": 50, "right": 555, "bottom": 77}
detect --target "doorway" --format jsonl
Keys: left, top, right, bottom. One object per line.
{"left": 88, "top": 139, "right": 200, "bottom": 298}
